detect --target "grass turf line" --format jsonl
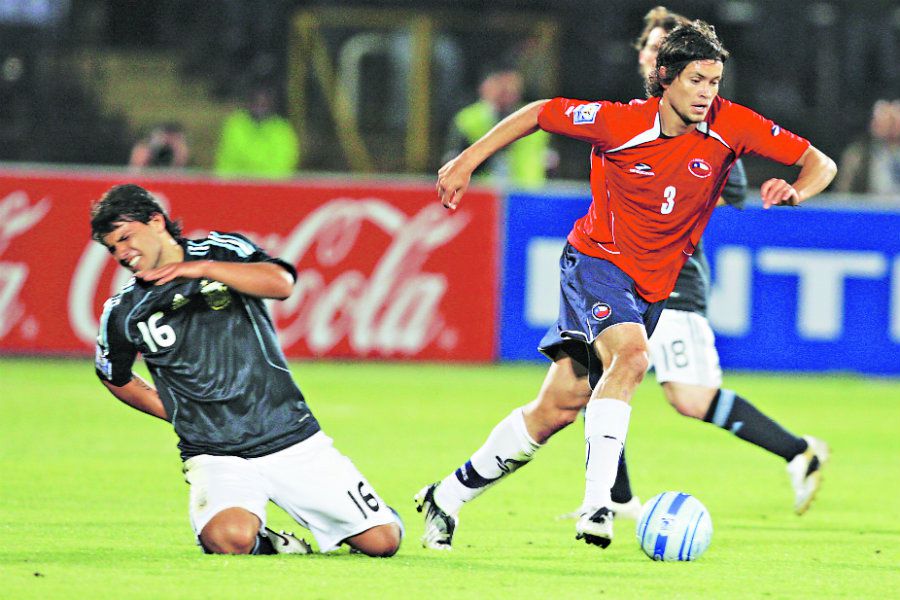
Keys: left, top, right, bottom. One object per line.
{"left": 1, "top": 358, "right": 898, "bottom": 599}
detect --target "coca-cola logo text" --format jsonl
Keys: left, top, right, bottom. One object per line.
{"left": 69, "top": 197, "right": 471, "bottom": 357}
{"left": 0, "top": 191, "right": 51, "bottom": 341}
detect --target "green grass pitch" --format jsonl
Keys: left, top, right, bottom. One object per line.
{"left": 1, "top": 357, "right": 898, "bottom": 599}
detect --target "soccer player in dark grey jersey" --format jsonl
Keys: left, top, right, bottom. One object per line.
{"left": 600, "top": 7, "right": 829, "bottom": 519}
{"left": 92, "top": 184, "right": 402, "bottom": 556}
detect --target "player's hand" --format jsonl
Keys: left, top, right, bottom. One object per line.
{"left": 436, "top": 157, "right": 472, "bottom": 211}
{"left": 760, "top": 178, "right": 801, "bottom": 208}
{"left": 137, "top": 260, "right": 208, "bottom": 285}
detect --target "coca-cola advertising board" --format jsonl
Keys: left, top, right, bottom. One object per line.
{"left": 0, "top": 170, "right": 499, "bottom": 361}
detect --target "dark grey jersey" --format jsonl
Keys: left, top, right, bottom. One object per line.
{"left": 95, "top": 231, "right": 320, "bottom": 460}
{"left": 666, "top": 159, "right": 748, "bottom": 315}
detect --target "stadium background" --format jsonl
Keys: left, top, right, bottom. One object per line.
{"left": 1, "top": 2, "right": 899, "bottom": 599}
{"left": 1, "top": 0, "right": 898, "bottom": 373}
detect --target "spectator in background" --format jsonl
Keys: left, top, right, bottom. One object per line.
{"left": 129, "top": 122, "right": 190, "bottom": 170}
{"left": 836, "top": 99, "right": 900, "bottom": 196}
{"left": 444, "top": 66, "right": 553, "bottom": 189}
{"left": 215, "top": 86, "right": 299, "bottom": 179}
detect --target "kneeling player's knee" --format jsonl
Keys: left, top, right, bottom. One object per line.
{"left": 202, "top": 522, "right": 258, "bottom": 554}
{"left": 351, "top": 524, "right": 401, "bottom": 557}
{"left": 201, "top": 509, "right": 260, "bottom": 554}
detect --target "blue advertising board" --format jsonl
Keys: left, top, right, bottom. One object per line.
{"left": 500, "top": 191, "right": 900, "bottom": 376}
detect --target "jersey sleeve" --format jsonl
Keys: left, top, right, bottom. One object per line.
{"left": 95, "top": 297, "right": 138, "bottom": 387}
{"left": 729, "top": 104, "right": 810, "bottom": 165}
{"left": 537, "top": 98, "right": 613, "bottom": 145}
{"left": 206, "top": 231, "right": 297, "bottom": 281}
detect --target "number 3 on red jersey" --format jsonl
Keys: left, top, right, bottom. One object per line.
{"left": 661, "top": 186, "right": 676, "bottom": 215}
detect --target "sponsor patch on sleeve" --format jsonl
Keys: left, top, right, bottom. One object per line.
{"left": 571, "top": 102, "right": 601, "bottom": 125}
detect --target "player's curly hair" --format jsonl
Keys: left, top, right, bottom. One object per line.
{"left": 90, "top": 183, "right": 183, "bottom": 245}
{"left": 646, "top": 20, "right": 729, "bottom": 98}
{"left": 633, "top": 6, "right": 690, "bottom": 52}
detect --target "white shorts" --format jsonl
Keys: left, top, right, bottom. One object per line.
{"left": 182, "top": 431, "right": 396, "bottom": 553}
{"left": 647, "top": 309, "right": 723, "bottom": 388}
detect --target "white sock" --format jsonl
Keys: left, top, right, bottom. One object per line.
{"left": 582, "top": 398, "right": 631, "bottom": 510}
{"left": 434, "top": 407, "right": 541, "bottom": 515}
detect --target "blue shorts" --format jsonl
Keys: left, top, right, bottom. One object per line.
{"left": 538, "top": 243, "right": 666, "bottom": 388}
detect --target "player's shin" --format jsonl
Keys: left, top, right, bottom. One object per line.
{"left": 434, "top": 407, "right": 541, "bottom": 514}
{"left": 582, "top": 399, "right": 631, "bottom": 510}
{"left": 705, "top": 389, "right": 806, "bottom": 460}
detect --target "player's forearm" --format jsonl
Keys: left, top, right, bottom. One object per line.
{"left": 792, "top": 145, "right": 837, "bottom": 203}
{"left": 199, "top": 261, "right": 294, "bottom": 300}
{"left": 103, "top": 376, "right": 169, "bottom": 421}
{"left": 455, "top": 100, "right": 549, "bottom": 172}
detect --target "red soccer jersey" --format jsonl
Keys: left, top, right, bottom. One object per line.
{"left": 537, "top": 95, "right": 810, "bottom": 302}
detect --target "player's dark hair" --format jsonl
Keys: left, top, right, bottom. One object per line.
{"left": 633, "top": 6, "right": 690, "bottom": 52}
{"left": 90, "top": 183, "right": 183, "bottom": 246}
{"left": 646, "top": 20, "right": 729, "bottom": 98}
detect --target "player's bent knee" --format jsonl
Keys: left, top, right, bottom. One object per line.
{"left": 348, "top": 523, "right": 401, "bottom": 557}
{"left": 200, "top": 508, "right": 260, "bottom": 554}
{"left": 664, "top": 385, "right": 716, "bottom": 419}
{"left": 669, "top": 397, "right": 707, "bottom": 419}
{"left": 201, "top": 525, "right": 258, "bottom": 554}
{"left": 612, "top": 348, "right": 650, "bottom": 385}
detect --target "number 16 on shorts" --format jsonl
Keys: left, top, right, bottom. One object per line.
{"left": 347, "top": 481, "right": 381, "bottom": 518}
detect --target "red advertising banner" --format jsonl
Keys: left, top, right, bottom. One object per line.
{"left": 0, "top": 169, "right": 499, "bottom": 361}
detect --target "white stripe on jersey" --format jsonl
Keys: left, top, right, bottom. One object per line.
{"left": 209, "top": 232, "right": 255, "bottom": 257}
{"left": 606, "top": 113, "right": 661, "bottom": 154}
{"left": 97, "top": 296, "right": 119, "bottom": 350}
{"left": 186, "top": 242, "right": 211, "bottom": 256}
{"left": 203, "top": 238, "right": 253, "bottom": 258}
{"left": 696, "top": 122, "right": 732, "bottom": 150}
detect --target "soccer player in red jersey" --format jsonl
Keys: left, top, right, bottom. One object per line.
{"left": 416, "top": 20, "right": 836, "bottom": 550}
{"left": 554, "top": 6, "right": 831, "bottom": 524}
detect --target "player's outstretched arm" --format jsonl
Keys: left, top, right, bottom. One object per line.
{"left": 102, "top": 374, "right": 169, "bottom": 422}
{"left": 760, "top": 145, "right": 837, "bottom": 209}
{"left": 437, "top": 99, "right": 549, "bottom": 210}
{"left": 137, "top": 261, "right": 294, "bottom": 300}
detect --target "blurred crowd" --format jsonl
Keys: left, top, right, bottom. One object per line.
{"left": 1, "top": 1, "right": 899, "bottom": 203}
{"left": 836, "top": 99, "right": 900, "bottom": 197}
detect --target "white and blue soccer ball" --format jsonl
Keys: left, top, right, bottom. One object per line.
{"left": 635, "top": 491, "right": 713, "bottom": 561}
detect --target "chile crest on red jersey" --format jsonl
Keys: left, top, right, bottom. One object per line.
{"left": 688, "top": 158, "right": 712, "bottom": 178}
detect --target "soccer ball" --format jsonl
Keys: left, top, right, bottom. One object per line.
{"left": 635, "top": 491, "right": 713, "bottom": 561}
